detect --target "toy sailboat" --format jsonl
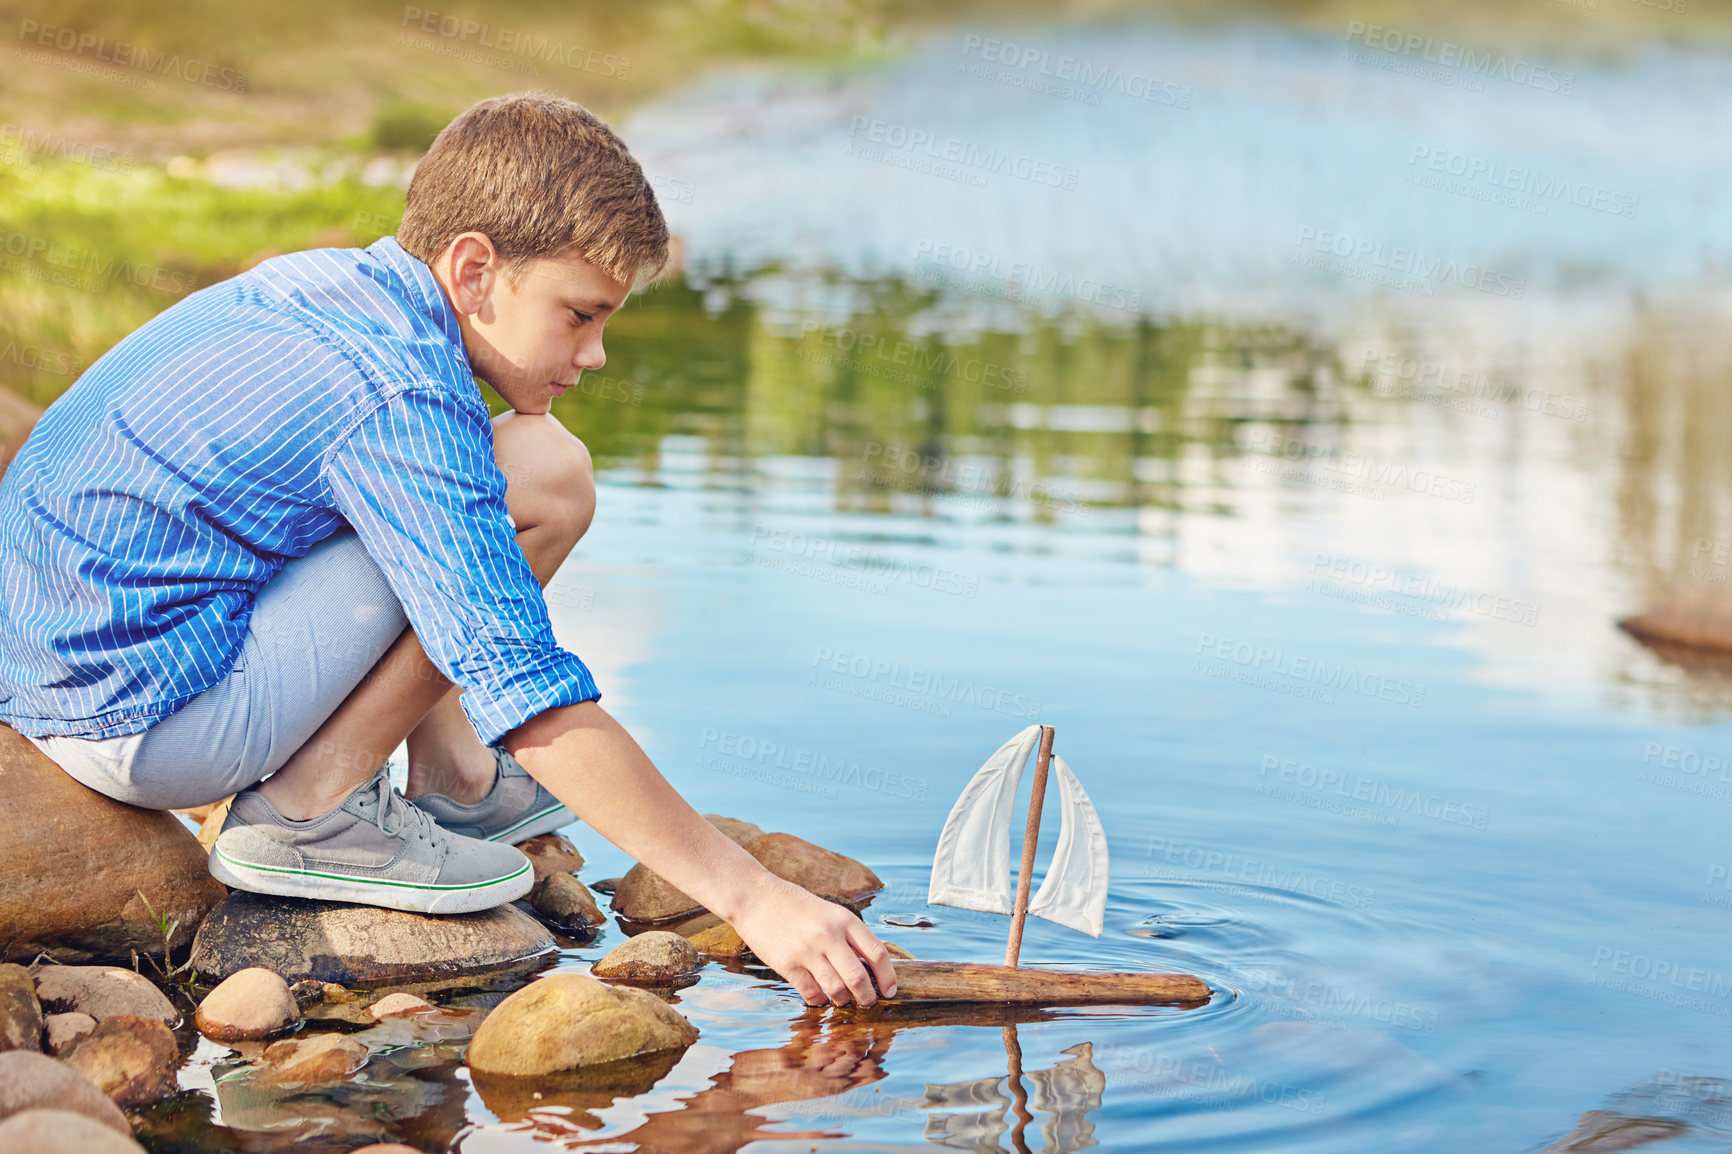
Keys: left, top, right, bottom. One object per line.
{"left": 881, "top": 725, "right": 1210, "bottom": 1007}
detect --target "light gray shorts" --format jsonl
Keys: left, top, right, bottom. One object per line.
{"left": 26, "top": 530, "right": 410, "bottom": 810}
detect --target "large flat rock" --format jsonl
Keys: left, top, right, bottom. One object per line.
{"left": 0, "top": 724, "right": 227, "bottom": 963}
{"left": 189, "top": 891, "right": 556, "bottom": 986}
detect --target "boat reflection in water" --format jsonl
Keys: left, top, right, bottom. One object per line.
{"left": 477, "top": 1004, "right": 1106, "bottom": 1154}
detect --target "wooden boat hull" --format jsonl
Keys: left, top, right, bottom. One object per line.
{"left": 883, "top": 960, "right": 1210, "bottom": 1007}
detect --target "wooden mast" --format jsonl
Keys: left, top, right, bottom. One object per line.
{"left": 1003, "top": 724, "right": 1055, "bottom": 967}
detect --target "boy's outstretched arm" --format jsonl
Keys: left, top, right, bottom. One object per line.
{"left": 503, "top": 700, "right": 899, "bottom": 1007}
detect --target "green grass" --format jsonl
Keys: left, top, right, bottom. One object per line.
{"left": 0, "top": 155, "right": 406, "bottom": 405}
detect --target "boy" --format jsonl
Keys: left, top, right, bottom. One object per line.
{"left": 0, "top": 93, "right": 895, "bottom": 1008}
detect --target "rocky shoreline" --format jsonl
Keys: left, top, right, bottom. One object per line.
{"left": 0, "top": 721, "right": 904, "bottom": 1151}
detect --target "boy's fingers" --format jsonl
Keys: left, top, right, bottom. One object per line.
{"left": 848, "top": 922, "right": 899, "bottom": 999}
{"left": 786, "top": 966, "right": 826, "bottom": 1006}
{"left": 810, "top": 957, "right": 856, "bottom": 1007}
{"left": 832, "top": 949, "right": 879, "bottom": 1007}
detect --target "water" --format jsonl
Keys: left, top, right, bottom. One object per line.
{"left": 144, "top": 16, "right": 1732, "bottom": 1154}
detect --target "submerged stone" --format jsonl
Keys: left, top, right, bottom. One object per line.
{"left": 255, "top": 1032, "right": 369, "bottom": 1085}
{"left": 0, "top": 724, "right": 227, "bottom": 964}
{"left": 0, "top": 964, "right": 42, "bottom": 1051}
{"left": 466, "top": 973, "right": 698, "bottom": 1077}
{"left": 59, "top": 1015, "right": 179, "bottom": 1107}
{"left": 189, "top": 891, "right": 555, "bottom": 985}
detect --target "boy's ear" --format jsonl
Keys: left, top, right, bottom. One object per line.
{"left": 440, "top": 232, "right": 502, "bottom": 318}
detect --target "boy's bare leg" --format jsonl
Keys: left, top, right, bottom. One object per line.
{"left": 255, "top": 412, "right": 595, "bottom": 820}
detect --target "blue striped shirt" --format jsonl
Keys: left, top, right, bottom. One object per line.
{"left": 0, "top": 237, "right": 600, "bottom": 745}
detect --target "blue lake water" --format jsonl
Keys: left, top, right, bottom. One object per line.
{"left": 160, "top": 15, "right": 1732, "bottom": 1154}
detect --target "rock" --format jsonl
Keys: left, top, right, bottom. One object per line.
{"left": 43, "top": 1012, "right": 97, "bottom": 1056}
{"left": 686, "top": 922, "right": 750, "bottom": 959}
{"left": 667, "top": 911, "right": 724, "bottom": 938}
{"left": 609, "top": 815, "right": 769, "bottom": 924}
{"left": 702, "top": 814, "right": 766, "bottom": 847}
{"left": 0, "top": 724, "right": 228, "bottom": 963}
{"left": 349, "top": 1146, "right": 424, "bottom": 1154}
{"left": 528, "top": 872, "right": 604, "bottom": 929}
{"left": 59, "top": 1015, "right": 178, "bottom": 1107}
{"left": 195, "top": 967, "right": 300, "bottom": 1042}
{"left": 885, "top": 941, "right": 916, "bottom": 960}
{"left": 609, "top": 863, "right": 703, "bottom": 924}
{"left": 749, "top": 833, "right": 883, "bottom": 909}
{"left": 189, "top": 891, "right": 554, "bottom": 985}
{"left": 288, "top": 979, "right": 325, "bottom": 1008}
{"left": 611, "top": 820, "right": 881, "bottom": 923}
{"left": 0, "top": 1050, "right": 132, "bottom": 1133}
{"left": 0, "top": 1110, "right": 146, "bottom": 1153}
{"left": 195, "top": 797, "right": 233, "bottom": 854}
{"left": 1541, "top": 1109, "right": 1688, "bottom": 1152}
{"left": 591, "top": 931, "right": 703, "bottom": 984}
{"left": 365, "top": 993, "right": 433, "bottom": 1019}
{"left": 1621, "top": 590, "right": 1732, "bottom": 655}
{"left": 0, "top": 964, "right": 42, "bottom": 1051}
{"left": 177, "top": 796, "right": 233, "bottom": 826}
{"left": 33, "top": 966, "right": 178, "bottom": 1024}
{"left": 518, "top": 833, "right": 584, "bottom": 880}
{"left": 321, "top": 982, "right": 358, "bottom": 1003}
{"left": 466, "top": 973, "right": 699, "bottom": 1077}
{"left": 256, "top": 1033, "right": 369, "bottom": 1085}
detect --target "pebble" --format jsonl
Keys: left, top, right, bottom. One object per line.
{"left": 32, "top": 965, "right": 177, "bottom": 1024}
{"left": 365, "top": 992, "right": 433, "bottom": 1019}
{"left": 59, "top": 1015, "right": 179, "bottom": 1107}
{"left": 0, "top": 963, "right": 43, "bottom": 1051}
{"left": 43, "top": 1012, "right": 96, "bottom": 1056}
{"left": 528, "top": 872, "right": 604, "bottom": 929}
{"left": 287, "top": 979, "right": 325, "bottom": 1008}
{"left": 687, "top": 922, "right": 750, "bottom": 959}
{"left": 466, "top": 973, "right": 699, "bottom": 1076}
{"left": 195, "top": 967, "right": 300, "bottom": 1042}
{"left": 0, "top": 1109, "right": 146, "bottom": 1153}
{"left": 592, "top": 931, "right": 703, "bottom": 984}
{"left": 516, "top": 833, "right": 584, "bottom": 880}
{"left": 255, "top": 1033, "right": 369, "bottom": 1085}
{"left": 0, "top": 1050, "right": 132, "bottom": 1133}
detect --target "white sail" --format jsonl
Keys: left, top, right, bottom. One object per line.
{"left": 1027, "top": 755, "right": 1108, "bottom": 937}
{"left": 927, "top": 727, "right": 1110, "bottom": 938}
{"left": 927, "top": 725, "right": 1041, "bottom": 917}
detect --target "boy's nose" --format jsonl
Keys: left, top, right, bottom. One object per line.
{"left": 575, "top": 337, "right": 606, "bottom": 372}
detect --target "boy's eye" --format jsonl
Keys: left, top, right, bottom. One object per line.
{"left": 570, "top": 309, "right": 594, "bottom": 325}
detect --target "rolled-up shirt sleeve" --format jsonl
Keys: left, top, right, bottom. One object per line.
{"left": 320, "top": 385, "right": 599, "bottom": 746}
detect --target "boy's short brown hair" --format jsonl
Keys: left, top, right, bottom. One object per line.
{"left": 397, "top": 92, "right": 669, "bottom": 286}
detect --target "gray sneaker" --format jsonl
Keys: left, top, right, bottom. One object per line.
{"left": 209, "top": 768, "right": 534, "bottom": 914}
{"left": 412, "top": 745, "right": 573, "bottom": 844}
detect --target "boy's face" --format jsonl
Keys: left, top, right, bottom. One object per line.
{"left": 436, "top": 235, "right": 632, "bottom": 415}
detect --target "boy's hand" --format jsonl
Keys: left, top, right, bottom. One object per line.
{"left": 730, "top": 875, "right": 899, "bottom": 1007}
{"left": 504, "top": 700, "right": 899, "bottom": 1007}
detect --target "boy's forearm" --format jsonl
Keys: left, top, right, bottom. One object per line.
{"left": 500, "top": 699, "right": 771, "bottom": 923}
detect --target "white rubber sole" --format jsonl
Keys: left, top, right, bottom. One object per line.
{"left": 209, "top": 847, "right": 534, "bottom": 915}
{"left": 488, "top": 802, "right": 573, "bottom": 844}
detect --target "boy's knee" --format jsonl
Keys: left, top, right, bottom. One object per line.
{"left": 494, "top": 412, "right": 595, "bottom": 536}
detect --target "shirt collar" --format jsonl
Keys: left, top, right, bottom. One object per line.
{"left": 364, "top": 236, "right": 467, "bottom": 351}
